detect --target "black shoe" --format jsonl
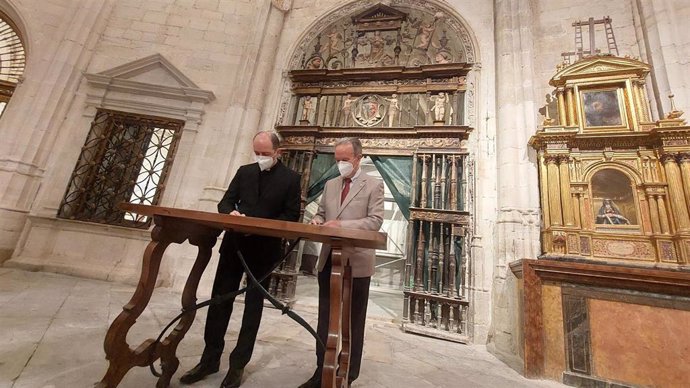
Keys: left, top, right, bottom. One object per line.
{"left": 179, "top": 361, "right": 220, "bottom": 385}
{"left": 297, "top": 370, "right": 321, "bottom": 388}
{"left": 221, "top": 368, "right": 244, "bottom": 388}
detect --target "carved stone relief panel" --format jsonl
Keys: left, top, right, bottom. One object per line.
{"left": 290, "top": 2, "right": 475, "bottom": 71}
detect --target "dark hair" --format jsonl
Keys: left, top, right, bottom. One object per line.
{"left": 254, "top": 131, "right": 281, "bottom": 150}
{"left": 335, "top": 137, "right": 362, "bottom": 156}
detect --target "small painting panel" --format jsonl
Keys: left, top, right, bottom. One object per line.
{"left": 591, "top": 168, "right": 638, "bottom": 227}
{"left": 581, "top": 89, "right": 624, "bottom": 128}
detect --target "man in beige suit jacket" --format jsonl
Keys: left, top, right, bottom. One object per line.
{"left": 299, "top": 138, "right": 384, "bottom": 388}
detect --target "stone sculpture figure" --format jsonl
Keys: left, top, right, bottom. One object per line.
{"left": 430, "top": 92, "right": 449, "bottom": 122}
{"left": 416, "top": 21, "right": 436, "bottom": 49}
{"left": 384, "top": 94, "right": 400, "bottom": 127}
{"left": 341, "top": 94, "right": 356, "bottom": 125}
{"left": 301, "top": 96, "right": 314, "bottom": 123}
{"left": 326, "top": 29, "right": 344, "bottom": 57}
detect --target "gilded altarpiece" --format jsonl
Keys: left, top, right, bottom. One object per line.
{"left": 530, "top": 56, "right": 690, "bottom": 265}
{"left": 272, "top": 3, "right": 477, "bottom": 342}
{"left": 521, "top": 55, "right": 690, "bottom": 386}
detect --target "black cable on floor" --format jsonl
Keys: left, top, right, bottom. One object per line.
{"left": 147, "top": 236, "right": 324, "bottom": 378}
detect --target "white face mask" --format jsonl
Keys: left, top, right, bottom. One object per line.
{"left": 337, "top": 161, "right": 354, "bottom": 177}
{"left": 254, "top": 154, "right": 274, "bottom": 171}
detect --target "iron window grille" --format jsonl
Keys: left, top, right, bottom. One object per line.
{"left": 58, "top": 109, "right": 183, "bottom": 228}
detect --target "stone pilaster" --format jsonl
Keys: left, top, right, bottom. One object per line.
{"left": 491, "top": 0, "right": 541, "bottom": 370}
{"left": 201, "top": 1, "right": 290, "bottom": 211}
{"left": 0, "top": 0, "right": 114, "bottom": 262}
{"left": 635, "top": 0, "right": 689, "bottom": 119}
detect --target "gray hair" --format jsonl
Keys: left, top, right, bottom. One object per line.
{"left": 335, "top": 137, "right": 362, "bottom": 156}
{"left": 254, "top": 131, "right": 281, "bottom": 150}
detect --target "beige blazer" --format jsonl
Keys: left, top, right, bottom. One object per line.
{"left": 312, "top": 173, "right": 384, "bottom": 278}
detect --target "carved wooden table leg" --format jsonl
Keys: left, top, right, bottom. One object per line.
{"left": 97, "top": 217, "right": 218, "bottom": 388}
{"left": 336, "top": 264, "right": 353, "bottom": 387}
{"left": 156, "top": 229, "right": 218, "bottom": 388}
{"left": 322, "top": 244, "right": 344, "bottom": 388}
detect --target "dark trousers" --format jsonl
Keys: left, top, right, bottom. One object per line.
{"left": 201, "top": 234, "right": 279, "bottom": 370}
{"left": 315, "top": 253, "right": 371, "bottom": 382}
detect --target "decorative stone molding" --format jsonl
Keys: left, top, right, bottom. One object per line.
{"left": 84, "top": 54, "right": 215, "bottom": 126}
{"left": 497, "top": 207, "right": 541, "bottom": 226}
{"left": 409, "top": 208, "right": 471, "bottom": 224}
{"left": 314, "top": 136, "right": 464, "bottom": 149}
{"left": 271, "top": 0, "right": 292, "bottom": 12}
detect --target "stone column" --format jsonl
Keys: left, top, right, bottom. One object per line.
{"left": 635, "top": 0, "right": 688, "bottom": 119}
{"left": 661, "top": 154, "right": 690, "bottom": 231}
{"left": 558, "top": 156, "right": 574, "bottom": 226}
{"left": 200, "top": 1, "right": 290, "bottom": 211}
{"left": 0, "top": 0, "right": 114, "bottom": 261}
{"left": 491, "top": 0, "right": 541, "bottom": 366}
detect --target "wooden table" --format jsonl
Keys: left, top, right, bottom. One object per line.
{"left": 97, "top": 204, "right": 386, "bottom": 388}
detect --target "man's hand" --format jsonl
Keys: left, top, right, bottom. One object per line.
{"left": 229, "top": 210, "right": 246, "bottom": 216}
{"left": 322, "top": 220, "right": 341, "bottom": 228}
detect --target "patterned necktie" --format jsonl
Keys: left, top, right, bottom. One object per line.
{"left": 340, "top": 178, "right": 351, "bottom": 205}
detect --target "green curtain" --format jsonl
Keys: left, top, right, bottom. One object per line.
{"left": 371, "top": 155, "right": 412, "bottom": 220}
{"left": 307, "top": 153, "right": 339, "bottom": 203}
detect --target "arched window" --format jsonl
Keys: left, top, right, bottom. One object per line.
{"left": 0, "top": 10, "right": 26, "bottom": 116}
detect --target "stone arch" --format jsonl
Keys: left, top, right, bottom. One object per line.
{"left": 286, "top": 0, "right": 479, "bottom": 69}
{"left": 0, "top": 0, "right": 30, "bottom": 55}
{"left": 274, "top": 0, "right": 481, "bottom": 128}
{"left": 0, "top": 0, "right": 28, "bottom": 115}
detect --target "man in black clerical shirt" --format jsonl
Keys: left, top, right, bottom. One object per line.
{"left": 180, "top": 131, "right": 301, "bottom": 388}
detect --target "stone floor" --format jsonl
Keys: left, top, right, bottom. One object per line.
{"left": 0, "top": 268, "right": 565, "bottom": 388}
